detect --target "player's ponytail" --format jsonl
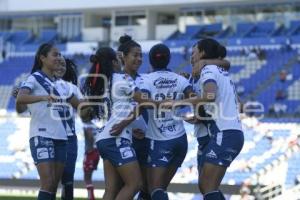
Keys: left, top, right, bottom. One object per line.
{"left": 62, "top": 58, "right": 78, "bottom": 85}
{"left": 83, "top": 47, "right": 117, "bottom": 119}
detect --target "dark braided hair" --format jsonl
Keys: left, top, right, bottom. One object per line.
{"left": 82, "top": 47, "right": 117, "bottom": 119}
{"left": 31, "top": 43, "right": 54, "bottom": 74}
{"left": 62, "top": 58, "right": 78, "bottom": 85}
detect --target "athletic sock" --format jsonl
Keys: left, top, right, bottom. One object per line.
{"left": 61, "top": 183, "right": 74, "bottom": 200}
{"left": 137, "top": 190, "right": 151, "bottom": 200}
{"left": 86, "top": 184, "right": 95, "bottom": 200}
{"left": 151, "top": 188, "right": 168, "bottom": 200}
{"left": 37, "top": 190, "right": 53, "bottom": 200}
{"left": 204, "top": 190, "right": 224, "bottom": 200}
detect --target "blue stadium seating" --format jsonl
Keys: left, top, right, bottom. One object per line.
{"left": 0, "top": 20, "right": 300, "bottom": 190}
{"left": 286, "top": 152, "right": 300, "bottom": 186}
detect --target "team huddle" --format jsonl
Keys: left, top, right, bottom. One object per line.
{"left": 15, "top": 35, "right": 244, "bottom": 200}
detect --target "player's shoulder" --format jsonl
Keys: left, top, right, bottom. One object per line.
{"left": 67, "top": 81, "right": 78, "bottom": 90}
{"left": 138, "top": 73, "right": 149, "bottom": 80}
{"left": 201, "top": 65, "right": 220, "bottom": 77}
{"left": 113, "top": 72, "right": 134, "bottom": 82}
{"left": 24, "top": 73, "right": 39, "bottom": 82}
{"left": 202, "top": 65, "right": 219, "bottom": 73}
{"left": 145, "top": 71, "right": 159, "bottom": 81}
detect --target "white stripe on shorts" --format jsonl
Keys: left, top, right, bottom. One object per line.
{"left": 216, "top": 132, "right": 223, "bottom": 146}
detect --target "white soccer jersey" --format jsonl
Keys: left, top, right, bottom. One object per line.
{"left": 191, "top": 77, "right": 209, "bottom": 138}
{"left": 95, "top": 73, "right": 137, "bottom": 142}
{"left": 21, "top": 71, "right": 69, "bottom": 140}
{"left": 199, "top": 65, "right": 242, "bottom": 131}
{"left": 128, "top": 74, "right": 148, "bottom": 132}
{"left": 54, "top": 79, "right": 84, "bottom": 136}
{"left": 142, "top": 70, "right": 192, "bottom": 140}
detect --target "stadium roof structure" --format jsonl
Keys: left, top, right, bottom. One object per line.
{"left": 0, "top": 0, "right": 300, "bottom": 15}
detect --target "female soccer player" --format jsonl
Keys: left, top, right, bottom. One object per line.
{"left": 164, "top": 38, "right": 244, "bottom": 200}
{"left": 82, "top": 120, "right": 100, "bottom": 200}
{"left": 85, "top": 46, "right": 159, "bottom": 200}
{"left": 16, "top": 43, "right": 88, "bottom": 200}
{"left": 16, "top": 43, "right": 68, "bottom": 200}
{"left": 111, "top": 43, "right": 194, "bottom": 200}
{"left": 141, "top": 43, "right": 194, "bottom": 200}
{"left": 117, "top": 34, "right": 150, "bottom": 200}
{"left": 16, "top": 56, "right": 82, "bottom": 200}
{"left": 55, "top": 57, "right": 83, "bottom": 200}
{"left": 189, "top": 42, "right": 231, "bottom": 196}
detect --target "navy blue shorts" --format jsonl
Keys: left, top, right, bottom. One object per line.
{"left": 147, "top": 134, "right": 187, "bottom": 168}
{"left": 29, "top": 136, "right": 67, "bottom": 165}
{"left": 96, "top": 138, "right": 137, "bottom": 167}
{"left": 197, "top": 135, "right": 211, "bottom": 169}
{"left": 201, "top": 130, "right": 244, "bottom": 168}
{"left": 132, "top": 137, "right": 149, "bottom": 166}
{"left": 62, "top": 135, "right": 78, "bottom": 184}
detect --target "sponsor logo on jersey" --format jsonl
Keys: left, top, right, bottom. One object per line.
{"left": 158, "top": 124, "right": 177, "bottom": 133}
{"left": 153, "top": 77, "right": 177, "bottom": 88}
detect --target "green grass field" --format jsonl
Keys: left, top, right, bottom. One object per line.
{"left": 0, "top": 196, "right": 97, "bottom": 200}
{"left": 0, "top": 197, "right": 36, "bottom": 200}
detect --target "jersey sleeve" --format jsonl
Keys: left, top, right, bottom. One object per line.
{"left": 72, "top": 84, "right": 84, "bottom": 99}
{"left": 138, "top": 75, "right": 151, "bottom": 96}
{"left": 200, "top": 65, "right": 218, "bottom": 86}
{"left": 20, "top": 75, "right": 36, "bottom": 91}
{"left": 180, "top": 76, "right": 193, "bottom": 94}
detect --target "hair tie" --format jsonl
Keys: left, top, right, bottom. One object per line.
{"left": 92, "top": 63, "right": 101, "bottom": 87}
{"left": 156, "top": 53, "right": 162, "bottom": 58}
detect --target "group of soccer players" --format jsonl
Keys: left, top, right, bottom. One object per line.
{"left": 14, "top": 34, "right": 244, "bottom": 200}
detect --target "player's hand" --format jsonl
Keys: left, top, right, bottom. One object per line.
{"left": 80, "top": 106, "right": 94, "bottom": 123}
{"left": 11, "top": 86, "right": 20, "bottom": 98}
{"left": 178, "top": 72, "right": 191, "bottom": 79}
{"left": 183, "top": 116, "right": 198, "bottom": 124}
{"left": 133, "top": 128, "right": 145, "bottom": 139}
{"left": 110, "top": 120, "right": 127, "bottom": 136}
{"left": 192, "top": 60, "right": 207, "bottom": 77}
{"left": 41, "top": 95, "right": 56, "bottom": 102}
